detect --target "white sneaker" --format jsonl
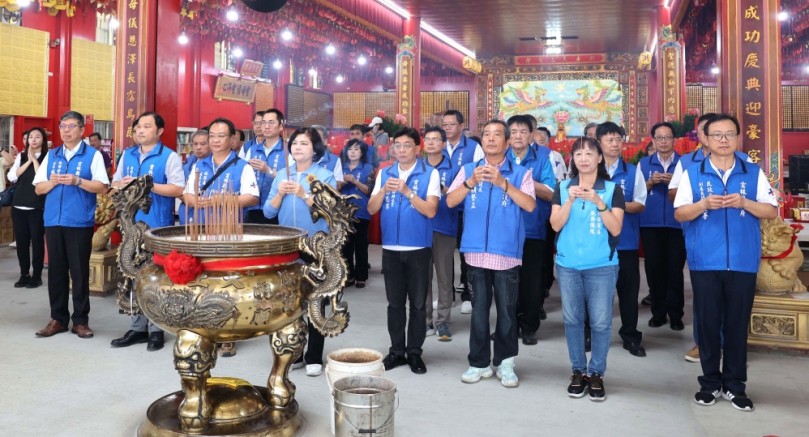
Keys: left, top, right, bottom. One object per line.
{"left": 433, "top": 299, "right": 438, "bottom": 310}
{"left": 9, "top": 241, "right": 17, "bottom": 248}
{"left": 461, "top": 301, "right": 473, "bottom": 314}
{"left": 426, "top": 324, "right": 436, "bottom": 336}
{"left": 461, "top": 366, "right": 493, "bottom": 383}
{"left": 496, "top": 357, "right": 519, "bottom": 388}
{"left": 305, "top": 364, "right": 323, "bottom": 377}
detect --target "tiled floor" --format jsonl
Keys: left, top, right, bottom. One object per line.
{"left": 1, "top": 244, "right": 807, "bottom": 436}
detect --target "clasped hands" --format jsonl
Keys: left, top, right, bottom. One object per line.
{"left": 49, "top": 173, "right": 80, "bottom": 186}
{"left": 249, "top": 159, "right": 273, "bottom": 175}
{"left": 383, "top": 177, "right": 412, "bottom": 196}
{"left": 466, "top": 165, "right": 506, "bottom": 190}
{"left": 650, "top": 171, "right": 672, "bottom": 185}
{"left": 567, "top": 186, "right": 606, "bottom": 209}
{"left": 702, "top": 194, "right": 746, "bottom": 210}
{"left": 278, "top": 180, "right": 307, "bottom": 199}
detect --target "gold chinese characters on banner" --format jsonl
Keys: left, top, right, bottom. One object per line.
{"left": 397, "top": 35, "right": 417, "bottom": 126}
{"left": 661, "top": 43, "right": 682, "bottom": 122}
{"left": 114, "top": 0, "right": 150, "bottom": 149}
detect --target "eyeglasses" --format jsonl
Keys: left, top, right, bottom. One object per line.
{"left": 654, "top": 136, "right": 674, "bottom": 141}
{"left": 59, "top": 123, "right": 81, "bottom": 131}
{"left": 260, "top": 120, "right": 280, "bottom": 127}
{"left": 424, "top": 137, "right": 443, "bottom": 143}
{"left": 707, "top": 133, "right": 739, "bottom": 141}
{"left": 252, "top": 121, "right": 263, "bottom": 126}
{"left": 391, "top": 143, "right": 416, "bottom": 150}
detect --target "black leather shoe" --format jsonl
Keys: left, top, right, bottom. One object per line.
{"left": 522, "top": 331, "right": 538, "bottom": 345}
{"left": 110, "top": 330, "right": 149, "bottom": 348}
{"left": 147, "top": 331, "right": 165, "bottom": 351}
{"left": 641, "top": 294, "right": 652, "bottom": 306}
{"left": 539, "top": 306, "right": 547, "bottom": 320}
{"left": 585, "top": 333, "right": 592, "bottom": 352}
{"left": 623, "top": 342, "right": 647, "bottom": 357}
{"left": 670, "top": 319, "right": 685, "bottom": 331}
{"left": 25, "top": 276, "right": 43, "bottom": 289}
{"left": 383, "top": 353, "right": 407, "bottom": 370}
{"left": 648, "top": 316, "right": 668, "bottom": 328}
{"left": 14, "top": 275, "right": 30, "bottom": 288}
{"left": 407, "top": 353, "right": 427, "bottom": 374}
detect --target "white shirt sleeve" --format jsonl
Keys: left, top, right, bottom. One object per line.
{"left": 90, "top": 152, "right": 110, "bottom": 185}
{"left": 672, "top": 170, "right": 694, "bottom": 208}
{"left": 332, "top": 157, "right": 344, "bottom": 182}
{"left": 633, "top": 166, "right": 648, "bottom": 205}
{"left": 747, "top": 155, "right": 754, "bottom": 163}
{"left": 183, "top": 164, "right": 199, "bottom": 195}
{"left": 32, "top": 154, "right": 49, "bottom": 185}
{"left": 371, "top": 169, "right": 384, "bottom": 196}
{"left": 552, "top": 151, "right": 566, "bottom": 181}
{"left": 238, "top": 147, "right": 247, "bottom": 160}
{"left": 7, "top": 153, "right": 22, "bottom": 183}
{"left": 472, "top": 144, "right": 485, "bottom": 162}
{"left": 668, "top": 161, "right": 684, "bottom": 189}
{"left": 240, "top": 164, "right": 260, "bottom": 197}
{"left": 112, "top": 155, "right": 126, "bottom": 183}
{"left": 756, "top": 169, "right": 778, "bottom": 206}
{"left": 426, "top": 169, "right": 441, "bottom": 199}
{"left": 165, "top": 152, "right": 187, "bottom": 187}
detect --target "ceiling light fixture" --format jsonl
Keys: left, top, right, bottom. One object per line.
{"left": 420, "top": 21, "right": 476, "bottom": 58}
{"left": 358, "top": 56, "right": 367, "bottom": 65}
{"left": 385, "top": 66, "right": 394, "bottom": 74}
{"left": 309, "top": 68, "right": 317, "bottom": 75}
{"left": 326, "top": 44, "right": 336, "bottom": 55}
{"left": 273, "top": 59, "right": 283, "bottom": 69}
{"left": 336, "top": 75, "right": 344, "bottom": 83}
{"left": 711, "top": 65, "right": 720, "bottom": 74}
{"left": 227, "top": 9, "right": 239, "bottom": 22}
{"left": 233, "top": 47, "right": 243, "bottom": 58}
{"left": 178, "top": 32, "right": 189, "bottom": 45}
{"left": 18, "top": 0, "right": 31, "bottom": 6}
{"left": 282, "top": 30, "right": 293, "bottom": 41}
{"left": 546, "top": 47, "right": 563, "bottom": 55}
{"left": 778, "top": 11, "right": 789, "bottom": 21}
{"left": 376, "top": 0, "right": 410, "bottom": 18}
{"left": 109, "top": 17, "right": 119, "bottom": 29}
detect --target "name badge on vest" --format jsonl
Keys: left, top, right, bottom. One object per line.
{"left": 273, "top": 155, "right": 279, "bottom": 171}
{"left": 75, "top": 161, "right": 83, "bottom": 176}
{"left": 620, "top": 179, "right": 626, "bottom": 193}
{"left": 590, "top": 210, "right": 603, "bottom": 235}
{"left": 697, "top": 181, "right": 715, "bottom": 220}
{"left": 148, "top": 164, "right": 155, "bottom": 176}
{"left": 385, "top": 189, "right": 394, "bottom": 210}
{"left": 501, "top": 177, "right": 511, "bottom": 207}
{"left": 127, "top": 166, "right": 135, "bottom": 178}
{"left": 739, "top": 182, "right": 747, "bottom": 217}
{"left": 457, "top": 150, "right": 464, "bottom": 166}
{"left": 54, "top": 161, "right": 63, "bottom": 175}
{"left": 411, "top": 180, "right": 420, "bottom": 208}
{"left": 470, "top": 185, "right": 477, "bottom": 209}
{"left": 648, "top": 170, "right": 653, "bottom": 195}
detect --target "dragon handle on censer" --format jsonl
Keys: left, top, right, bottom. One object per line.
{"left": 112, "top": 175, "right": 358, "bottom": 437}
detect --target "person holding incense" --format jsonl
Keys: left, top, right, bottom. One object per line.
{"left": 339, "top": 139, "right": 374, "bottom": 289}
{"left": 110, "top": 112, "right": 186, "bottom": 352}
{"left": 264, "top": 127, "right": 338, "bottom": 378}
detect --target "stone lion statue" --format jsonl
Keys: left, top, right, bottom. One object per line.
{"left": 757, "top": 217, "right": 807, "bottom": 294}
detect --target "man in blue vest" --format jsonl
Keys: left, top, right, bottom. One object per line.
{"left": 638, "top": 122, "right": 686, "bottom": 331}
{"left": 32, "top": 111, "right": 110, "bottom": 339}
{"left": 442, "top": 109, "right": 484, "bottom": 314}
{"left": 599, "top": 122, "right": 648, "bottom": 357}
{"left": 447, "top": 119, "right": 537, "bottom": 388}
{"left": 423, "top": 126, "right": 460, "bottom": 341}
{"left": 243, "top": 108, "right": 286, "bottom": 224}
{"left": 506, "top": 115, "right": 555, "bottom": 345}
{"left": 238, "top": 110, "right": 265, "bottom": 160}
{"left": 110, "top": 112, "right": 186, "bottom": 351}
{"left": 368, "top": 127, "right": 440, "bottom": 375}
{"left": 312, "top": 124, "right": 344, "bottom": 189}
{"left": 674, "top": 114, "right": 777, "bottom": 412}
{"left": 182, "top": 130, "right": 210, "bottom": 179}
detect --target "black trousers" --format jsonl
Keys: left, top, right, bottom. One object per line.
{"left": 690, "top": 270, "right": 756, "bottom": 393}
{"left": 457, "top": 212, "right": 471, "bottom": 302}
{"left": 383, "top": 248, "right": 432, "bottom": 356}
{"left": 342, "top": 218, "right": 370, "bottom": 281}
{"left": 12, "top": 207, "right": 45, "bottom": 277}
{"left": 641, "top": 227, "right": 686, "bottom": 321}
{"left": 543, "top": 221, "right": 556, "bottom": 292}
{"left": 616, "top": 249, "right": 643, "bottom": 344}
{"left": 244, "top": 209, "right": 278, "bottom": 225}
{"left": 46, "top": 226, "right": 94, "bottom": 327}
{"left": 517, "top": 238, "right": 546, "bottom": 333}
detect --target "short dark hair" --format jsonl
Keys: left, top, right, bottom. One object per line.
{"left": 60, "top": 110, "right": 85, "bottom": 126}
{"left": 237, "top": 130, "right": 245, "bottom": 141}
{"left": 537, "top": 127, "right": 551, "bottom": 138}
{"left": 89, "top": 132, "right": 102, "bottom": 141}
{"left": 697, "top": 113, "right": 717, "bottom": 125}
{"left": 443, "top": 110, "right": 464, "bottom": 125}
{"left": 392, "top": 127, "right": 421, "bottom": 146}
{"left": 264, "top": 108, "right": 285, "bottom": 124}
{"left": 506, "top": 115, "right": 534, "bottom": 132}
{"left": 340, "top": 139, "right": 369, "bottom": 165}
{"left": 645, "top": 142, "right": 655, "bottom": 154}
{"left": 22, "top": 129, "right": 30, "bottom": 138}
{"left": 424, "top": 126, "right": 447, "bottom": 142}
{"left": 568, "top": 137, "right": 610, "bottom": 181}
{"left": 482, "top": 119, "right": 510, "bottom": 141}
{"left": 134, "top": 111, "right": 165, "bottom": 130}
{"left": 703, "top": 114, "right": 741, "bottom": 136}
{"left": 253, "top": 111, "right": 266, "bottom": 119}
{"left": 349, "top": 124, "right": 369, "bottom": 133}
{"left": 469, "top": 135, "right": 482, "bottom": 145}
{"left": 596, "top": 122, "right": 623, "bottom": 141}
{"left": 583, "top": 122, "right": 599, "bottom": 135}
{"left": 287, "top": 127, "right": 327, "bottom": 162}
{"left": 650, "top": 122, "right": 675, "bottom": 138}
{"left": 208, "top": 117, "right": 237, "bottom": 135}
{"left": 523, "top": 114, "right": 538, "bottom": 129}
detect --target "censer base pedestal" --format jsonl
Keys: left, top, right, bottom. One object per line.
{"left": 136, "top": 386, "right": 304, "bottom": 437}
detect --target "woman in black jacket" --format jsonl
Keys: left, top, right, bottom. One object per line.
{"left": 9, "top": 127, "right": 48, "bottom": 288}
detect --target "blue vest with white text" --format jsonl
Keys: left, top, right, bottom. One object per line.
{"left": 180, "top": 151, "right": 249, "bottom": 225}
{"left": 245, "top": 138, "right": 286, "bottom": 212}
{"left": 680, "top": 149, "right": 750, "bottom": 172}
{"left": 317, "top": 151, "right": 340, "bottom": 174}
{"left": 459, "top": 160, "right": 531, "bottom": 259}
{"left": 506, "top": 147, "right": 555, "bottom": 240}
{"left": 639, "top": 152, "right": 680, "bottom": 228}
{"left": 683, "top": 156, "right": 763, "bottom": 273}
{"left": 44, "top": 142, "right": 99, "bottom": 227}
{"left": 379, "top": 159, "right": 434, "bottom": 248}
{"left": 121, "top": 142, "right": 175, "bottom": 228}
{"left": 555, "top": 177, "right": 619, "bottom": 270}
{"left": 340, "top": 162, "right": 374, "bottom": 221}
{"left": 429, "top": 156, "right": 460, "bottom": 237}
{"left": 611, "top": 161, "right": 641, "bottom": 250}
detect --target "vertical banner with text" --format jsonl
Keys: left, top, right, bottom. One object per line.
{"left": 396, "top": 35, "right": 417, "bottom": 127}
{"left": 660, "top": 25, "right": 683, "bottom": 123}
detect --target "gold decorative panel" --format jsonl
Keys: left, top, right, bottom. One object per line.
{"left": 0, "top": 24, "right": 49, "bottom": 117}
{"left": 255, "top": 83, "right": 275, "bottom": 113}
{"left": 420, "top": 91, "right": 469, "bottom": 130}
{"left": 788, "top": 86, "right": 809, "bottom": 131}
{"left": 71, "top": 38, "right": 115, "bottom": 121}
{"left": 333, "top": 92, "right": 395, "bottom": 129}
{"left": 750, "top": 314, "right": 797, "bottom": 338}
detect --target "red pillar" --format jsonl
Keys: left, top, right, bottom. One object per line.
{"left": 397, "top": 17, "right": 421, "bottom": 128}
{"left": 154, "top": 0, "right": 180, "bottom": 148}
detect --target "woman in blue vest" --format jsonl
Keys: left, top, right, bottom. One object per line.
{"left": 674, "top": 114, "right": 777, "bottom": 412}
{"left": 550, "top": 136, "right": 625, "bottom": 402}
{"left": 264, "top": 127, "right": 337, "bottom": 378}
{"left": 339, "top": 139, "right": 374, "bottom": 288}
{"left": 368, "top": 127, "right": 440, "bottom": 375}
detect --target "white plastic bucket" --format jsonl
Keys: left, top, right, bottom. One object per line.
{"left": 333, "top": 376, "right": 397, "bottom": 437}
{"left": 326, "top": 348, "right": 385, "bottom": 435}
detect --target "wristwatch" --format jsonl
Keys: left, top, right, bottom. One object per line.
{"left": 76, "top": 176, "right": 82, "bottom": 187}
{"left": 408, "top": 192, "right": 416, "bottom": 200}
{"left": 303, "top": 192, "right": 311, "bottom": 200}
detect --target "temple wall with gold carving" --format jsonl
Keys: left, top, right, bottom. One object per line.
{"left": 0, "top": 23, "right": 49, "bottom": 117}
{"left": 71, "top": 38, "right": 115, "bottom": 121}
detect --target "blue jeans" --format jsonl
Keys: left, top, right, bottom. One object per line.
{"left": 557, "top": 264, "right": 619, "bottom": 376}
{"left": 467, "top": 265, "right": 520, "bottom": 368}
